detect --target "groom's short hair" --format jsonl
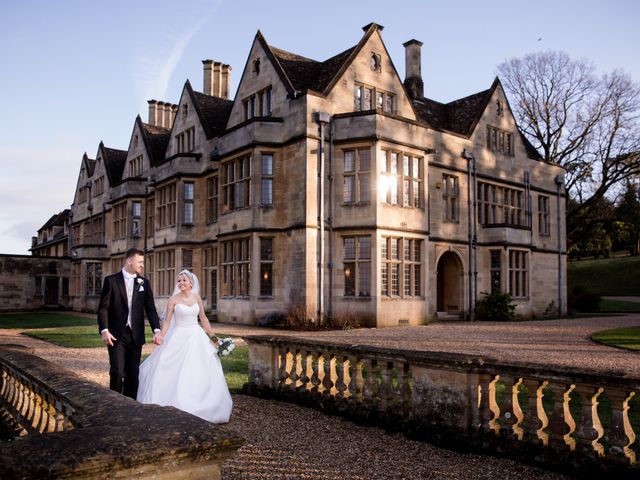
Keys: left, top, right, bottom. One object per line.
{"left": 125, "top": 248, "right": 145, "bottom": 260}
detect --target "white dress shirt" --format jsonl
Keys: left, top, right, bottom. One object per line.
{"left": 122, "top": 268, "right": 135, "bottom": 328}
{"left": 100, "top": 270, "right": 160, "bottom": 335}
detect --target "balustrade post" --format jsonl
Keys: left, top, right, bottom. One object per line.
{"left": 397, "top": 362, "right": 412, "bottom": 417}
{"left": 573, "top": 385, "right": 604, "bottom": 459}
{"left": 309, "top": 352, "right": 321, "bottom": 396}
{"left": 521, "top": 378, "right": 547, "bottom": 446}
{"left": 288, "top": 349, "right": 299, "bottom": 390}
{"left": 334, "top": 355, "right": 348, "bottom": 401}
{"left": 321, "top": 352, "right": 334, "bottom": 396}
{"left": 499, "top": 375, "right": 517, "bottom": 438}
{"left": 298, "top": 350, "right": 310, "bottom": 391}
{"left": 546, "top": 382, "right": 572, "bottom": 451}
{"left": 362, "top": 358, "right": 378, "bottom": 410}
{"left": 378, "top": 361, "right": 393, "bottom": 412}
{"left": 277, "top": 346, "right": 288, "bottom": 388}
{"left": 604, "top": 387, "right": 637, "bottom": 465}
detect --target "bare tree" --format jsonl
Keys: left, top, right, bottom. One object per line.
{"left": 497, "top": 51, "right": 640, "bottom": 243}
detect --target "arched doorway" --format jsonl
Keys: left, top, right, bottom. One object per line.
{"left": 436, "top": 251, "right": 463, "bottom": 314}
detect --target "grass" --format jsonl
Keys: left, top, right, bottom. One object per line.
{"left": 24, "top": 326, "right": 155, "bottom": 348}
{"left": 591, "top": 326, "right": 640, "bottom": 351}
{"left": 568, "top": 255, "right": 640, "bottom": 296}
{"left": 0, "top": 313, "right": 94, "bottom": 329}
{"left": 599, "top": 298, "right": 640, "bottom": 313}
{"left": 219, "top": 345, "right": 248, "bottom": 392}
{"left": 24, "top": 326, "right": 248, "bottom": 392}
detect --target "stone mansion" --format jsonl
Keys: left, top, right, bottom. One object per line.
{"left": 62, "top": 23, "right": 566, "bottom": 326}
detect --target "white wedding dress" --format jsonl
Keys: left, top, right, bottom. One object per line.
{"left": 137, "top": 303, "right": 233, "bottom": 423}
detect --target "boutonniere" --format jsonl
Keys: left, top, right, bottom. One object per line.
{"left": 136, "top": 278, "right": 144, "bottom": 286}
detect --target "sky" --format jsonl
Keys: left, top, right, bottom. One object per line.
{"left": 0, "top": 0, "right": 638, "bottom": 255}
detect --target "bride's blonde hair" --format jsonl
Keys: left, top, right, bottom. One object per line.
{"left": 172, "top": 270, "right": 200, "bottom": 296}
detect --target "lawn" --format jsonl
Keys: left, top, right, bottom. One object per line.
{"left": 591, "top": 326, "right": 640, "bottom": 351}
{"left": 0, "top": 313, "right": 95, "bottom": 329}
{"left": 599, "top": 298, "right": 640, "bottom": 313}
{"left": 24, "top": 326, "right": 155, "bottom": 348}
{"left": 568, "top": 256, "right": 640, "bottom": 296}
{"left": 24, "top": 326, "right": 248, "bottom": 391}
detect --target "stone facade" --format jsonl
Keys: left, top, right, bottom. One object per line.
{"left": 63, "top": 23, "right": 566, "bottom": 325}
{"left": 0, "top": 255, "right": 71, "bottom": 311}
{"left": 30, "top": 209, "right": 69, "bottom": 258}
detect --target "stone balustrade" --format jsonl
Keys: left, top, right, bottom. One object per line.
{"left": 0, "top": 345, "right": 243, "bottom": 479}
{"left": 246, "top": 336, "right": 640, "bottom": 477}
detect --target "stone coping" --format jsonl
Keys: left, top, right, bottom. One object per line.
{"left": 0, "top": 346, "right": 243, "bottom": 479}
{"left": 245, "top": 334, "right": 640, "bottom": 387}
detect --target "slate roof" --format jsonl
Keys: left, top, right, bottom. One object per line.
{"left": 101, "top": 144, "right": 128, "bottom": 186}
{"left": 139, "top": 117, "right": 170, "bottom": 167}
{"left": 411, "top": 87, "right": 492, "bottom": 136}
{"left": 270, "top": 45, "right": 356, "bottom": 95}
{"left": 182, "top": 80, "right": 234, "bottom": 140}
{"left": 38, "top": 210, "right": 70, "bottom": 233}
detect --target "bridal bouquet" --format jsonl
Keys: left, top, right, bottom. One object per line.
{"left": 210, "top": 335, "right": 236, "bottom": 357}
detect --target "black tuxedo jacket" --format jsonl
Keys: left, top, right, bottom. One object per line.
{"left": 97, "top": 272, "right": 161, "bottom": 346}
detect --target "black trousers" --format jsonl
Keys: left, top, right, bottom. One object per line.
{"left": 107, "top": 325, "right": 142, "bottom": 399}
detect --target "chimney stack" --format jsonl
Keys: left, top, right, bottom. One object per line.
{"left": 163, "top": 102, "right": 173, "bottom": 129}
{"left": 155, "top": 101, "right": 165, "bottom": 127}
{"left": 203, "top": 59, "right": 231, "bottom": 99}
{"left": 220, "top": 64, "right": 231, "bottom": 99}
{"left": 403, "top": 39, "right": 424, "bottom": 99}
{"left": 170, "top": 104, "right": 178, "bottom": 127}
{"left": 148, "top": 99, "right": 159, "bottom": 126}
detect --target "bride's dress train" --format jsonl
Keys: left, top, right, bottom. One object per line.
{"left": 137, "top": 303, "right": 232, "bottom": 423}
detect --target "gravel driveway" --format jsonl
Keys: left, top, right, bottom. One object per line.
{"left": 4, "top": 314, "right": 639, "bottom": 479}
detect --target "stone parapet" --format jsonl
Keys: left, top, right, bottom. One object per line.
{"left": 0, "top": 345, "right": 243, "bottom": 479}
{"left": 246, "top": 335, "right": 640, "bottom": 478}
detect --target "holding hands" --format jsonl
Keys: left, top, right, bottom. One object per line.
{"left": 153, "top": 332, "right": 164, "bottom": 345}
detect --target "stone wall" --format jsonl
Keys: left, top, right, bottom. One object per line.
{"left": 0, "top": 345, "right": 243, "bottom": 479}
{"left": 246, "top": 335, "right": 640, "bottom": 478}
{"left": 0, "top": 254, "right": 71, "bottom": 312}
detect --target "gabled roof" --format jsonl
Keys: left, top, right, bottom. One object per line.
{"left": 411, "top": 77, "right": 542, "bottom": 160}
{"left": 38, "top": 209, "right": 70, "bottom": 232}
{"left": 269, "top": 45, "right": 357, "bottom": 95}
{"left": 185, "top": 80, "right": 234, "bottom": 139}
{"left": 82, "top": 153, "right": 96, "bottom": 177}
{"left": 135, "top": 116, "right": 170, "bottom": 167}
{"left": 411, "top": 82, "right": 495, "bottom": 136}
{"left": 99, "top": 142, "right": 128, "bottom": 187}
{"left": 254, "top": 23, "right": 381, "bottom": 97}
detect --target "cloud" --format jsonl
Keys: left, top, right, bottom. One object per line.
{"left": 133, "top": 0, "right": 225, "bottom": 108}
{"left": 0, "top": 145, "right": 78, "bottom": 253}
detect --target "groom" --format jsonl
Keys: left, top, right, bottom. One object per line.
{"left": 97, "top": 248, "right": 163, "bottom": 398}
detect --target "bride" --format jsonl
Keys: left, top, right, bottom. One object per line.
{"left": 137, "top": 270, "right": 232, "bottom": 423}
